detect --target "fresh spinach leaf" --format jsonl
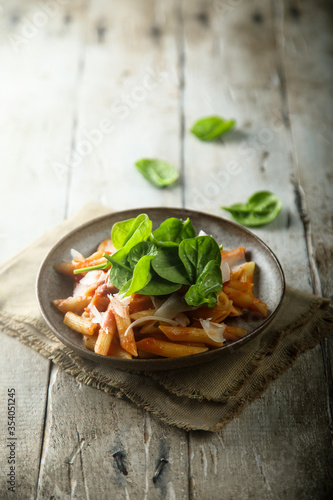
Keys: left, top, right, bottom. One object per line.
{"left": 127, "top": 241, "right": 158, "bottom": 269}
{"left": 152, "top": 246, "right": 191, "bottom": 285}
{"left": 135, "top": 159, "right": 179, "bottom": 188}
{"left": 111, "top": 217, "right": 140, "bottom": 250}
{"left": 178, "top": 236, "right": 222, "bottom": 283}
{"left": 150, "top": 217, "right": 196, "bottom": 247}
{"left": 108, "top": 261, "right": 133, "bottom": 290}
{"left": 93, "top": 214, "right": 224, "bottom": 307}
{"left": 138, "top": 270, "right": 182, "bottom": 295}
{"left": 119, "top": 242, "right": 159, "bottom": 296}
{"left": 104, "top": 254, "right": 133, "bottom": 290}
{"left": 190, "top": 116, "right": 235, "bottom": 141}
{"left": 221, "top": 191, "right": 282, "bottom": 227}
{"left": 111, "top": 214, "right": 152, "bottom": 262}
{"left": 120, "top": 255, "right": 154, "bottom": 297}
{"left": 185, "top": 260, "right": 223, "bottom": 307}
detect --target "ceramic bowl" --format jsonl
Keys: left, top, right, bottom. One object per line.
{"left": 36, "top": 207, "right": 285, "bottom": 371}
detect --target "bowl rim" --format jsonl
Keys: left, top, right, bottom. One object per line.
{"left": 36, "top": 207, "right": 286, "bottom": 371}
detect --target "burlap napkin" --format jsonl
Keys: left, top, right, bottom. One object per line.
{"left": 1, "top": 203, "right": 332, "bottom": 431}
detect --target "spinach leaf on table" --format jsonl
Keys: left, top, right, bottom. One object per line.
{"left": 221, "top": 191, "right": 282, "bottom": 227}
{"left": 190, "top": 116, "right": 235, "bottom": 141}
{"left": 135, "top": 159, "right": 179, "bottom": 188}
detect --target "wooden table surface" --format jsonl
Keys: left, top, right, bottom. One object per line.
{"left": 0, "top": 1, "right": 332, "bottom": 499}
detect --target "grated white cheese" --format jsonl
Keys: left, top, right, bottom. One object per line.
{"left": 123, "top": 316, "right": 179, "bottom": 339}
{"left": 199, "top": 319, "right": 226, "bottom": 343}
{"left": 221, "top": 261, "right": 231, "bottom": 283}
{"left": 70, "top": 248, "right": 85, "bottom": 261}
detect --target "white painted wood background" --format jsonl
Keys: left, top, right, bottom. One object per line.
{"left": 0, "top": 0, "right": 332, "bottom": 498}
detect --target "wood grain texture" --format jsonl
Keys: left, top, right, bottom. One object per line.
{"left": 33, "top": 2, "right": 189, "bottom": 499}
{"left": 280, "top": 0, "right": 333, "bottom": 482}
{"left": 65, "top": 0, "right": 183, "bottom": 216}
{"left": 0, "top": 335, "right": 50, "bottom": 498}
{"left": 0, "top": 0, "right": 85, "bottom": 261}
{"left": 280, "top": 0, "right": 333, "bottom": 299}
{"left": 182, "top": 0, "right": 333, "bottom": 499}
{"left": 36, "top": 368, "right": 188, "bottom": 500}
{"left": 0, "top": 0, "right": 332, "bottom": 499}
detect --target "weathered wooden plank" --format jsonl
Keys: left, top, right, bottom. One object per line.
{"left": 35, "top": 1, "right": 189, "bottom": 498}
{"left": 65, "top": 0, "right": 182, "bottom": 216}
{"left": 181, "top": 0, "right": 333, "bottom": 498}
{"left": 0, "top": 2, "right": 89, "bottom": 498}
{"left": 0, "top": 335, "right": 50, "bottom": 499}
{"left": 0, "top": 0, "right": 85, "bottom": 260}
{"left": 280, "top": 0, "right": 333, "bottom": 475}
{"left": 36, "top": 367, "right": 145, "bottom": 499}
{"left": 187, "top": 346, "right": 332, "bottom": 500}
{"left": 280, "top": 0, "right": 333, "bottom": 299}
{"left": 36, "top": 369, "right": 189, "bottom": 500}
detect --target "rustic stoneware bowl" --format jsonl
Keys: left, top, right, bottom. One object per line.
{"left": 36, "top": 207, "right": 285, "bottom": 371}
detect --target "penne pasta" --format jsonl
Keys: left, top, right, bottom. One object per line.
{"left": 88, "top": 290, "right": 110, "bottom": 312}
{"left": 188, "top": 290, "right": 232, "bottom": 323}
{"left": 228, "top": 304, "right": 244, "bottom": 317}
{"left": 226, "top": 280, "right": 254, "bottom": 294}
{"left": 223, "top": 286, "right": 267, "bottom": 317}
{"left": 248, "top": 298, "right": 267, "bottom": 317}
{"left": 94, "top": 329, "right": 113, "bottom": 356}
{"left": 239, "top": 261, "right": 255, "bottom": 283}
{"left": 54, "top": 261, "right": 77, "bottom": 277}
{"left": 83, "top": 334, "right": 98, "bottom": 351}
{"left": 230, "top": 266, "right": 243, "bottom": 281}
{"left": 159, "top": 326, "right": 224, "bottom": 347}
{"left": 84, "top": 251, "right": 104, "bottom": 261}
{"left": 128, "top": 294, "right": 154, "bottom": 314}
{"left": 135, "top": 337, "right": 209, "bottom": 358}
{"left": 52, "top": 295, "right": 92, "bottom": 314}
{"left": 178, "top": 342, "right": 207, "bottom": 347}
{"left": 137, "top": 349, "right": 161, "bottom": 359}
{"left": 64, "top": 311, "right": 98, "bottom": 336}
{"left": 221, "top": 246, "right": 246, "bottom": 267}
{"left": 109, "top": 296, "right": 138, "bottom": 357}
{"left": 223, "top": 326, "right": 248, "bottom": 341}
{"left": 108, "top": 344, "right": 133, "bottom": 359}
{"left": 97, "top": 238, "right": 113, "bottom": 253}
